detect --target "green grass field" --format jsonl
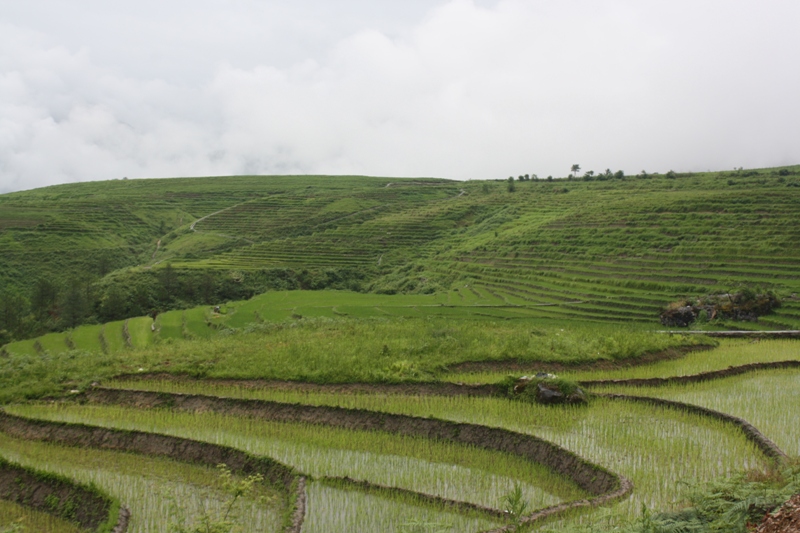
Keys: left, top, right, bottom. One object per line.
{"left": 2, "top": 167, "right": 800, "bottom": 340}
{"left": 70, "top": 324, "right": 104, "bottom": 353}
{"left": 103, "top": 321, "right": 127, "bottom": 354}
{"left": 127, "top": 317, "right": 154, "bottom": 348}
{"left": 2, "top": 167, "right": 800, "bottom": 532}
{"left": 155, "top": 310, "right": 184, "bottom": 341}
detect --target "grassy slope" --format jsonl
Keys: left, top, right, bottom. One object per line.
{"left": 0, "top": 175, "right": 456, "bottom": 293}
{"left": 2, "top": 167, "right": 800, "bottom": 327}
{"left": 0, "top": 317, "right": 704, "bottom": 403}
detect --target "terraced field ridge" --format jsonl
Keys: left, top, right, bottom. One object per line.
{"left": 2, "top": 167, "right": 800, "bottom": 532}
{"left": 2, "top": 338, "right": 798, "bottom": 532}
{"left": 2, "top": 167, "right": 800, "bottom": 343}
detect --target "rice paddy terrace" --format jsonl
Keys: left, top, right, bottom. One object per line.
{"left": 1, "top": 335, "right": 799, "bottom": 532}
{"left": 1, "top": 167, "right": 800, "bottom": 532}
{"left": 2, "top": 166, "right": 800, "bottom": 327}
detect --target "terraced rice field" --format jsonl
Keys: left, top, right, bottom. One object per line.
{"left": 0, "top": 500, "right": 81, "bottom": 533}
{"left": 0, "top": 433, "right": 284, "bottom": 533}
{"left": 2, "top": 170, "right": 800, "bottom": 531}
{"left": 2, "top": 338, "right": 797, "bottom": 532}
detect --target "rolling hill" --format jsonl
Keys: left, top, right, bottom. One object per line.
{"left": 2, "top": 166, "right": 800, "bottom": 345}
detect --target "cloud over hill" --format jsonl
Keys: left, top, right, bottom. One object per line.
{"left": 2, "top": 0, "right": 800, "bottom": 193}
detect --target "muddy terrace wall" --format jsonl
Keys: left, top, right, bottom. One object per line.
{"left": 0, "top": 410, "right": 304, "bottom": 533}
{"left": 0, "top": 456, "right": 128, "bottom": 532}
{"left": 84, "top": 387, "right": 628, "bottom": 499}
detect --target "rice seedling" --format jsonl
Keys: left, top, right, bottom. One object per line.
{"left": 99, "top": 384, "right": 769, "bottom": 522}
{"left": 127, "top": 317, "right": 154, "bottom": 349}
{"left": 0, "top": 432, "right": 284, "bottom": 533}
{"left": 598, "top": 368, "right": 800, "bottom": 456}
{"left": 447, "top": 338, "right": 799, "bottom": 385}
{"left": 561, "top": 339, "right": 800, "bottom": 382}
{"left": 303, "top": 481, "right": 502, "bottom": 533}
{"left": 69, "top": 324, "right": 105, "bottom": 353}
{"left": 183, "top": 308, "right": 214, "bottom": 339}
{"left": 102, "top": 321, "right": 127, "bottom": 354}
{"left": 155, "top": 311, "right": 184, "bottom": 342}
{"left": 6, "top": 403, "right": 586, "bottom": 512}
{"left": 0, "top": 500, "right": 82, "bottom": 533}
{"left": 35, "top": 333, "right": 68, "bottom": 355}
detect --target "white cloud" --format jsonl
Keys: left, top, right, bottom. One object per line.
{"left": 2, "top": 0, "right": 800, "bottom": 193}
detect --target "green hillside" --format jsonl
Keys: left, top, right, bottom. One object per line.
{"left": 2, "top": 167, "right": 800, "bottom": 533}
{"left": 2, "top": 167, "right": 800, "bottom": 345}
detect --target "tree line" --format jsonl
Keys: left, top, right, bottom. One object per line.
{"left": 0, "top": 265, "right": 366, "bottom": 346}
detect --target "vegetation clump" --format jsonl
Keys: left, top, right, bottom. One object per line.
{"left": 500, "top": 374, "right": 588, "bottom": 405}
{"left": 660, "top": 289, "right": 781, "bottom": 327}
{"left": 621, "top": 462, "right": 800, "bottom": 533}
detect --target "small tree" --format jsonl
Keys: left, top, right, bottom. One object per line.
{"left": 507, "top": 177, "right": 516, "bottom": 192}
{"left": 0, "top": 290, "right": 28, "bottom": 338}
{"left": 61, "top": 280, "right": 88, "bottom": 329}
{"left": 159, "top": 263, "right": 178, "bottom": 301}
{"left": 99, "top": 285, "right": 128, "bottom": 322}
{"left": 31, "top": 278, "right": 60, "bottom": 322}
{"left": 502, "top": 483, "right": 529, "bottom": 529}
{"left": 570, "top": 164, "right": 581, "bottom": 177}
{"left": 170, "top": 464, "right": 265, "bottom": 533}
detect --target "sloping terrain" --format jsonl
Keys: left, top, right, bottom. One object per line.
{"left": 2, "top": 167, "right": 800, "bottom": 345}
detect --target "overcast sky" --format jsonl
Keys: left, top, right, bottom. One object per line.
{"left": 2, "top": 1, "right": 799, "bottom": 193}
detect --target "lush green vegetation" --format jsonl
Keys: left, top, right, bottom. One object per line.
{"left": 0, "top": 500, "right": 81, "bottom": 533}
{"left": 448, "top": 338, "right": 795, "bottom": 384}
{"left": 2, "top": 167, "right": 800, "bottom": 532}
{"left": 599, "top": 368, "right": 800, "bottom": 456}
{"left": 0, "top": 317, "right": 702, "bottom": 403}
{"left": 3, "top": 166, "right": 800, "bottom": 345}
{"left": 107, "top": 378, "right": 769, "bottom": 525}
{"left": 7, "top": 403, "right": 585, "bottom": 513}
{"left": 0, "top": 433, "right": 284, "bottom": 533}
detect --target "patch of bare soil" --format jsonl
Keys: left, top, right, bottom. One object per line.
{"left": 753, "top": 494, "right": 800, "bottom": 533}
